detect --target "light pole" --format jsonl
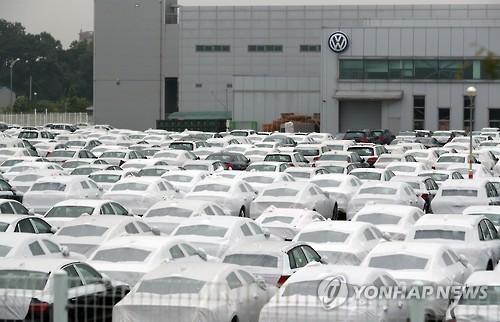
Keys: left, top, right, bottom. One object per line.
{"left": 9, "top": 58, "right": 20, "bottom": 112}
{"left": 466, "top": 86, "right": 477, "bottom": 179}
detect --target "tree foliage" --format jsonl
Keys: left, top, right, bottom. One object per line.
{"left": 0, "top": 19, "right": 92, "bottom": 112}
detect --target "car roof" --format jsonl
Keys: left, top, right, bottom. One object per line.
{"left": 0, "top": 258, "right": 81, "bottom": 273}
{"left": 413, "top": 214, "right": 484, "bottom": 227}
{"left": 299, "top": 220, "right": 375, "bottom": 233}
{"left": 462, "top": 205, "right": 500, "bottom": 214}
{"left": 440, "top": 178, "right": 490, "bottom": 188}
{"left": 464, "top": 271, "right": 500, "bottom": 286}
{"left": 175, "top": 216, "right": 252, "bottom": 228}
{"left": 54, "top": 215, "right": 143, "bottom": 228}
{"left": 356, "top": 204, "right": 423, "bottom": 216}
{"left": 48, "top": 199, "right": 117, "bottom": 208}
{"left": 369, "top": 241, "right": 449, "bottom": 257}
{"left": 139, "top": 262, "right": 242, "bottom": 283}
{"left": 224, "top": 240, "right": 304, "bottom": 255}
{"left": 285, "top": 265, "right": 390, "bottom": 286}
{"left": 89, "top": 235, "right": 187, "bottom": 251}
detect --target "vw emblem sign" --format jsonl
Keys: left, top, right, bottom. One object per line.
{"left": 328, "top": 31, "right": 349, "bottom": 53}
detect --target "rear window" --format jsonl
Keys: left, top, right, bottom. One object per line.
{"left": 261, "top": 216, "right": 295, "bottom": 224}
{"left": 174, "top": 225, "right": 227, "bottom": 237}
{"left": 359, "top": 187, "right": 397, "bottom": 195}
{"left": 137, "top": 277, "right": 205, "bottom": 295}
{"left": 45, "top": 206, "right": 95, "bottom": 218}
{"left": 58, "top": 225, "right": 108, "bottom": 237}
{"left": 0, "top": 270, "right": 49, "bottom": 290}
{"left": 297, "top": 230, "right": 349, "bottom": 243}
{"left": 441, "top": 189, "right": 477, "bottom": 197}
{"left": 347, "top": 147, "right": 374, "bottom": 156}
{"left": 31, "top": 182, "right": 66, "bottom": 191}
{"left": 413, "top": 229, "right": 466, "bottom": 241}
{"left": 146, "top": 207, "right": 193, "bottom": 218}
{"left": 262, "top": 188, "right": 298, "bottom": 197}
{"left": 90, "top": 247, "right": 151, "bottom": 262}
{"left": 223, "top": 254, "right": 278, "bottom": 268}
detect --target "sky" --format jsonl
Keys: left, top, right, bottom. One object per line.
{"left": 1, "top": 0, "right": 498, "bottom": 49}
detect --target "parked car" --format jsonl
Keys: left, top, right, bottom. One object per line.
{"left": 342, "top": 129, "right": 377, "bottom": 143}
{"left": 205, "top": 151, "right": 251, "bottom": 170}
{"left": 347, "top": 144, "right": 388, "bottom": 166}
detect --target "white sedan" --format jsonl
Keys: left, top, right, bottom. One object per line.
{"left": 351, "top": 204, "right": 426, "bottom": 241}
{"left": 160, "top": 170, "right": 210, "bottom": 193}
{"left": 254, "top": 207, "right": 325, "bottom": 240}
{"left": 361, "top": 242, "right": 473, "bottom": 319}
{"left": 346, "top": 181, "right": 425, "bottom": 220}
{"left": 113, "top": 262, "right": 276, "bottom": 322}
{"left": 239, "top": 171, "right": 295, "bottom": 193}
{"left": 293, "top": 221, "right": 388, "bottom": 265}
{"left": 183, "top": 177, "right": 257, "bottom": 217}
{"left": 171, "top": 216, "right": 275, "bottom": 257}
{"left": 102, "top": 177, "right": 182, "bottom": 215}
{"left": 349, "top": 168, "right": 396, "bottom": 183}
{"left": 385, "top": 161, "right": 432, "bottom": 176}
{"left": 251, "top": 181, "right": 335, "bottom": 220}
{"left": 431, "top": 178, "right": 500, "bottom": 214}
{"left": 405, "top": 214, "right": 500, "bottom": 271}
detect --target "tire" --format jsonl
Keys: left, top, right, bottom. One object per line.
{"left": 332, "top": 203, "right": 339, "bottom": 220}
{"left": 487, "top": 260, "right": 494, "bottom": 271}
{"left": 231, "top": 316, "right": 239, "bottom": 322}
{"left": 238, "top": 207, "right": 245, "bottom": 218}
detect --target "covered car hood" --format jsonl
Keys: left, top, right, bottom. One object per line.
{"left": 0, "top": 289, "right": 33, "bottom": 320}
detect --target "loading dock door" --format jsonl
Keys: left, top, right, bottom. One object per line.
{"left": 339, "top": 101, "right": 381, "bottom": 132}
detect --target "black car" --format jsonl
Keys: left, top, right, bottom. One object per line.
{"left": 205, "top": 152, "right": 251, "bottom": 170}
{"left": 371, "top": 129, "right": 396, "bottom": 145}
{"left": 415, "top": 137, "right": 443, "bottom": 148}
{"left": 0, "top": 178, "right": 23, "bottom": 202}
{"left": 342, "top": 130, "right": 377, "bottom": 143}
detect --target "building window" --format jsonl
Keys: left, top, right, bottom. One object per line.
{"left": 489, "top": 109, "right": 500, "bottom": 128}
{"left": 195, "top": 83, "right": 202, "bottom": 88}
{"left": 299, "top": 45, "right": 321, "bottom": 52}
{"left": 464, "top": 96, "right": 475, "bottom": 133}
{"left": 248, "top": 45, "right": 283, "bottom": 53}
{"left": 413, "top": 96, "right": 425, "bottom": 130}
{"left": 196, "top": 45, "right": 230, "bottom": 52}
{"left": 339, "top": 59, "right": 492, "bottom": 80}
{"left": 438, "top": 108, "right": 450, "bottom": 130}
{"left": 165, "top": 6, "right": 178, "bottom": 24}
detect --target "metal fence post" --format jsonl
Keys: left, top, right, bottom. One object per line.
{"left": 410, "top": 281, "right": 425, "bottom": 322}
{"left": 53, "top": 270, "right": 68, "bottom": 322}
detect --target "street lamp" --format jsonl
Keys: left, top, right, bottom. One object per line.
{"left": 466, "top": 86, "right": 477, "bottom": 179}
{"left": 9, "top": 58, "right": 20, "bottom": 112}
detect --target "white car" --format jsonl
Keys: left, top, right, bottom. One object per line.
{"left": 245, "top": 161, "right": 292, "bottom": 172}
{"left": 462, "top": 205, "right": 500, "bottom": 230}
{"left": 143, "top": 198, "right": 227, "bottom": 234}
{"left": 98, "top": 149, "right": 145, "bottom": 166}
{"left": 446, "top": 163, "right": 493, "bottom": 178}
{"left": 405, "top": 214, "right": 500, "bottom": 271}
{"left": 120, "top": 158, "right": 169, "bottom": 171}
{"left": 390, "top": 175, "right": 439, "bottom": 213}
{"left": 50, "top": 215, "right": 156, "bottom": 257}
{"left": 46, "top": 148, "right": 97, "bottom": 164}
{"left": 102, "top": 177, "right": 182, "bottom": 215}
{"left": 152, "top": 149, "right": 198, "bottom": 166}
{"left": 309, "top": 174, "right": 363, "bottom": 220}
{"left": 417, "top": 169, "right": 464, "bottom": 187}
{"left": 222, "top": 240, "right": 324, "bottom": 286}
{"left": 263, "top": 151, "right": 310, "bottom": 167}
{"left": 0, "top": 214, "right": 55, "bottom": 234}
{"left": 171, "top": 216, "right": 274, "bottom": 257}
{"left": 86, "top": 235, "right": 209, "bottom": 287}
{"left": 431, "top": 178, "right": 500, "bottom": 214}
{"left": 2, "top": 161, "right": 64, "bottom": 181}
{"left": 445, "top": 271, "right": 500, "bottom": 322}
{"left": 255, "top": 207, "right": 325, "bottom": 240}
{"left": 403, "top": 149, "right": 439, "bottom": 167}
{"left": 351, "top": 204, "right": 426, "bottom": 240}
{"left": 160, "top": 170, "right": 209, "bottom": 193}
{"left": 113, "top": 262, "right": 276, "bottom": 322}
{"left": 244, "top": 148, "right": 279, "bottom": 162}
{"left": 347, "top": 181, "right": 425, "bottom": 220}
{"left": 434, "top": 153, "right": 479, "bottom": 170}
{"left": 43, "top": 199, "right": 130, "bottom": 228}
{"left": 349, "top": 168, "right": 396, "bottom": 183}
{"left": 0, "top": 233, "right": 84, "bottom": 260}
{"left": 183, "top": 177, "right": 257, "bottom": 217}
{"left": 283, "top": 166, "right": 329, "bottom": 181}
{"left": 182, "top": 159, "right": 227, "bottom": 173}
{"left": 372, "top": 153, "right": 416, "bottom": 169}
{"left": 293, "top": 144, "right": 331, "bottom": 163}
{"left": 361, "top": 242, "right": 472, "bottom": 319}
{"left": 385, "top": 161, "right": 432, "bottom": 176}
{"left": 0, "top": 199, "right": 34, "bottom": 215}
{"left": 293, "top": 220, "right": 388, "bottom": 265}
{"left": 23, "top": 176, "right": 104, "bottom": 214}
{"left": 239, "top": 171, "right": 295, "bottom": 193}
{"left": 251, "top": 181, "right": 335, "bottom": 220}
{"left": 259, "top": 265, "right": 410, "bottom": 322}
{"left": 313, "top": 150, "right": 366, "bottom": 168}
{"left": 87, "top": 169, "right": 139, "bottom": 191}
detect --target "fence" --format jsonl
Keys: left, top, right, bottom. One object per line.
{"left": 0, "top": 273, "right": 459, "bottom": 322}
{"left": 0, "top": 112, "right": 90, "bottom": 127}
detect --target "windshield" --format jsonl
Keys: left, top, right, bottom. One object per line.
{"left": 441, "top": 189, "right": 477, "bottom": 197}
{"left": 31, "top": 182, "right": 66, "bottom": 192}
{"left": 348, "top": 147, "right": 374, "bottom": 156}
{"left": 319, "top": 155, "right": 349, "bottom": 161}
{"left": 359, "top": 187, "right": 397, "bottom": 195}
{"left": 90, "top": 247, "right": 151, "bottom": 262}
{"left": 387, "top": 166, "right": 416, "bottom": 173}
{"left": 351, "top": 172, "right": 381, "bottom": 181}
{"left": 137, "top": 277, "right": 205, "bottom": 295}
{"left": 146, "top": 207, "right": 194, "bottom": 218}
{"left": 58, "top": 225, "right": 108, "bottom": 237}
{"left": 184, "top": 164, "right": 209, "bottom": 171}
{"left": 49, "top": 151, "right": 76, "bottom": 158}
{"left": 45, "top": 206, "right": 95, "bottom": 218}
{"left": 356, "top": 213, "right": 401, "bottom": 225}
{"left": 413, "top": 229, "right": 466, "bottom": 241}
{"left": 369, "top": 254, "right": 429, "bottom": 270}
{"left": 101, "top": 152, "right": 126, "bottom": 158}
{"left": 174, "top": 225, "right": 227, "bottom": 237}
{"left": 438, "top": 156, "right": 465, "bottom": 163}
{"left": 242, "top": 176, "right": 274, "bottom": 184}
{"left": 223, "top": 254, "right": 278, "bottom": 268}
{"left": 112, "top": 182, "right": 149, "bottom": 191}
{"left": 261, "top": 216, "right": 295, "bottom": 224}
{"left": 262, "top": 188, "right": 298, "bottom": 197}
{"left": 246, "top": 164, "right": 277, "bottom": 172}
{"left": 297, "top": 230, "right": 349, "bottom": 243}
{"left": 287, "top": 171, "right": 311, "bottom": 179}
{"left": 192, "top": 184, "right": 230, "bottom": 193}
{"left": 0, "top": 270, "right": 49, "bottom": 290}
{"left": 419, "top": 173, "right": 449, "bottom": 181}
{"left": 311, "top": 179, "right": 341, "bottom": 188}
{"left": 89, "top": 174, "right": 121, "bottom": 183}
{"left": 162, "top": 175, "right": 194, "bottom": 183}
{"left": 295, "top": 149, "right": 320, "bottom": 156}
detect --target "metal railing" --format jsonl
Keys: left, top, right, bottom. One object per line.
{"left": 0, "top": 112, "right": 90, "bottom": 127}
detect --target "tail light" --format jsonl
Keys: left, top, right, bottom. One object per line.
{"left": 313, "top": 156, "right": 320, "bottom": 161}
{"left": 366, "top": 157, "right": 378, "bottom": 165}
{"left": 225, "top": 163, "right": 233, "bottom": 169}
{"left": 289, "top": 163, "right": 295, "bottom": 167}
{"left": 276, "top": 275, "right": 290, "bottom": 288}
{"left": 421, "top": 193, "right": 429, "bottom": 200}
{"left": 360, "top": 138, "right": 369, "bottom": 143}
{"left": 29, "top": 299, "right": 49, "bottom": 313}
{"left": 46, "top": 152, "right": 51, "bottom": 157}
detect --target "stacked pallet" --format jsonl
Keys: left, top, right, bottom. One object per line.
{"left": 261, "top": 113, "right": 320, "bottom": 132}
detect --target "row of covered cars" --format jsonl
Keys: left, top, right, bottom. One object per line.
{"left": 0, "top": 126, "right": 499, "bottom": 321}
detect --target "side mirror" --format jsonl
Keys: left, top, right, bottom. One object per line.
{"left": 263, "top": 228, "right": 271, "bottom": 238}
{"left": 60, "top": 245, "right": 70, "bottom": 257}
{"left": 323, "top": 191, "right": 330, "bottom": 198}
{"left": 28, "top": 208, "right": 35, "bottom": 216}
{"left": 320, "top": 255, "right": 329, "bottom": 264}
{"left": 256, "top": 276, "right": 267, "bottom": 290}
{"left": 459, "top": 254, "right": 469, "bottom": 266}
{"left": 382, "top": 232, "right": 392, "bottom": 241}
{"left": 197, "top": 248, "right": 208, "bottom": 261}
{"left": 151, "top": 227, "right": 161, "bottom": 236}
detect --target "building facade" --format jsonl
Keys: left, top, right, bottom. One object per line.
{"left": 94, "top": 1, "right": 500, "bottom": 133}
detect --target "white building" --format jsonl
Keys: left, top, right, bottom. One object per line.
{"left": 94, "top": 0, "right": 500, "bottom": 133}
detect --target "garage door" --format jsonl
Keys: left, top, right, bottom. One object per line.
{"left": 339, "top": 101, "right": 381, "bottom": 132}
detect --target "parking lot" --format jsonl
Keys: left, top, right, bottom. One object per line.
{"left": 0, "top": 124, "right": 500, "bottom": 321}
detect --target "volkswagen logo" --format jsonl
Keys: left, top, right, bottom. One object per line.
{"left": 328, "top": 31, "right": 349, "bottom": 53}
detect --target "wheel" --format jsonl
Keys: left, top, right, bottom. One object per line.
{"left": 332, "top": 203, "right": 339, "bottom": 220}
{"left": 238, "top": 207, "right": 245, "bottom": 217}
{"left": 487, "top": 260, "right": 494, "bottom": 271}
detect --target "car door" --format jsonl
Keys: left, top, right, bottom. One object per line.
{"left": 481, "top": 218, "right": 500, "bottom": 266}
{"left": 236, "top": 269, "right": 268, "bottom": 321}
{"left": 225, "top": 270, "right": 251, "bottom": 320}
